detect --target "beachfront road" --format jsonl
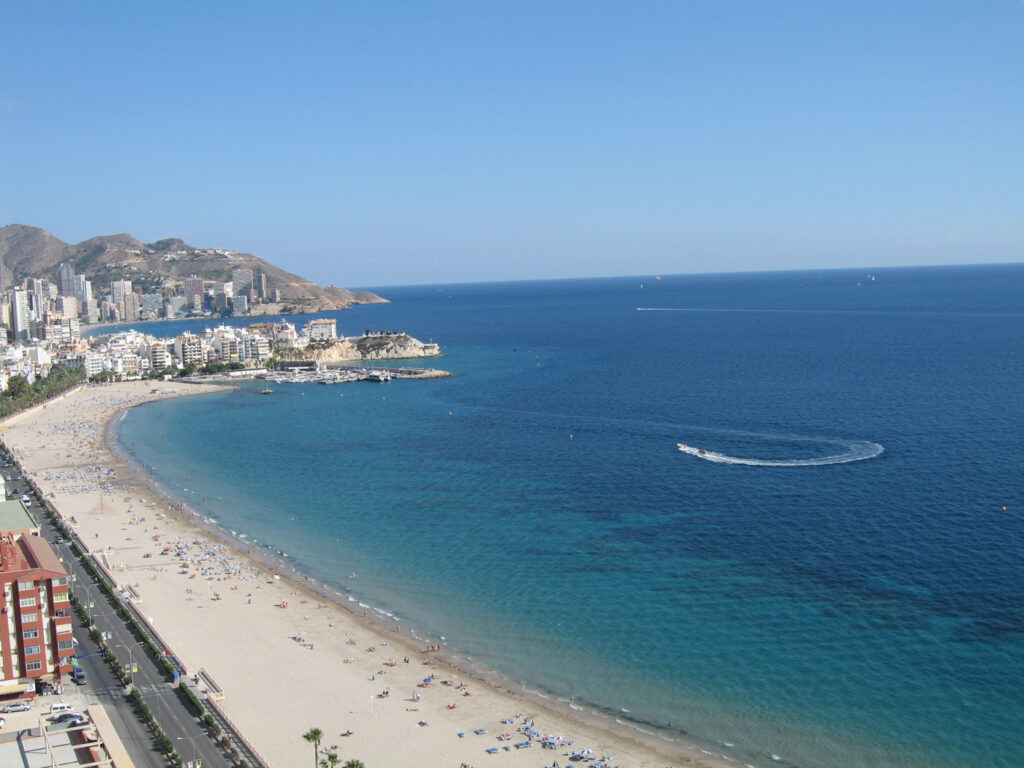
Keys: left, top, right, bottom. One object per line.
{"left": 33, "top": 501, "right": 234, "bottom": 768}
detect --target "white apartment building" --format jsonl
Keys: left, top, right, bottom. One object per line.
{"left": 147, "top": 342, "right": 170, "bottom": 370}
{"left": 174, "top": 333, "right": 206, "bottom": 367}
{"left": 304, "top": 318, "right": 338, "bottom": 342}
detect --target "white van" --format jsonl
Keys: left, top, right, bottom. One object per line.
{"left": 49, "top": 702, "right": 74, "bottom": 715}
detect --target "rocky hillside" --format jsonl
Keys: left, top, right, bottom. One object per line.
{"left": 275, "top": 333, "right": 441, "bottom": 362}
{"left": 0, "top": 224, "right": 387, "bottom": 311}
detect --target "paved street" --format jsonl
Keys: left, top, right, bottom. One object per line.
{"left": 4, "top": 453, "right": 237, "bottom": 768}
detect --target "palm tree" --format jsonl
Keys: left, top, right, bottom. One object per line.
{"left": 319, "top": 753, "right": 341, "bottom": 768}
{"left": 302, "top": 727, "right": 324, "bottom": 768}
{"left": 342, "top": 760, "right": 365, "bottom": 768}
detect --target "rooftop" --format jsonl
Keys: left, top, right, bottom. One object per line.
{"left": 0, "top": 499, "right": 37, "bottom": 535}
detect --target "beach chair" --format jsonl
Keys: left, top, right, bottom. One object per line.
{"left": 485, "top": 748, "right": 498, "bottom": 755}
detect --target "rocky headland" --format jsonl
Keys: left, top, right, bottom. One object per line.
{"left": 275, "top": 331, "right": 441, "bottom": 363}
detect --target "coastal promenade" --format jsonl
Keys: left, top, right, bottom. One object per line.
{"left": 1, "top": 381, "right": 737, "bottom": 768}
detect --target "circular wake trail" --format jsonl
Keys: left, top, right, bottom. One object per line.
{"left": 677, "top": 440, "right": 884, "bottom": 467}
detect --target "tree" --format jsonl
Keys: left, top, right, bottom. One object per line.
{"left": 302, "top": 728, "right": 324, "bottom": 768}
{"left": 342, "top": 761, "right": 365, "bottom": 768}
{"left": 319, "top": 753, "right": 341, "bottom": 768}
{"left": 5, "top": 375, "right": 30, "bottom": 398}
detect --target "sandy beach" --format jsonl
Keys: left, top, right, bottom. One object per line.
{"left": 1, "top": 381, "right": 738, "bottom": 768}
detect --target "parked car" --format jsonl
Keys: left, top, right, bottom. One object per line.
{"left": 51, "top": 712, "right": 85, "bottom": 725}
{"left": 1, "top": 701, "right": 31, "bottom": 713}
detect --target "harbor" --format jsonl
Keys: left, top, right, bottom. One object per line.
{"left": 260, "top": 362, "right": 453, "bottom": 385}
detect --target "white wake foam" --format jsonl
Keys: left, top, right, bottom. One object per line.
{"left": 677, "top": 439, "right": 883, "bottom": 467}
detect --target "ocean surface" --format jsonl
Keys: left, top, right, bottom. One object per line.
{"left": 115, "top": 265, "right": 1024, "bottom": 768}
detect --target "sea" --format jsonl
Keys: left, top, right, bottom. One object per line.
{"left": 111, "top": 264, "right": 1024, "bottom": 768}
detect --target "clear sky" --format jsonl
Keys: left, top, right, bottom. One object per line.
{"left": 2, "top": 2, "right": 1022, "bottom": 288}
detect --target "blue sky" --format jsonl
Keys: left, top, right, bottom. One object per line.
{"left": 2, "top": 2, "right": 1022, "bottom": 287}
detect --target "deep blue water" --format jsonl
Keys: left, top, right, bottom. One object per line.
{"left": 116, "top": 265, "right": 1024, "bottom": 768}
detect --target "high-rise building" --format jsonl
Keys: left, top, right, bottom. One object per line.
{"left": 72, "top": 275, "right": 92, "bottom": 304}
{"left": 0, "top": 521, "right": 75, "bottom": 692}
{"left": 184, "top": 276, "right": 205, "bottom": 311}
{"left": 122, "top": 291, "right": 140, "bottom": 322}
{"left": 257, "top": 272, "right": 267, "bottom": 300}
{"left": 164, "top": 296, "right": 188, "bottom": 317}
{"left": 55, "top": 295, "right": 77, "bottom": 318}
{"left": 232, "top": 268, "right": 254, "bottom": 296}
{"left": 140, "top": 293, "right": 162, "bottom": 318}
{"left": 82, "top": 298, "right": 100, "bottom": 324}
{"left": 110, "top": 279, "right": 132, "bottom": 306}
{"left": 58, "top": 262, "right": 75, "bottom": 297}
{"left": 11, "top": 289, "right": 31, "bottom": 341}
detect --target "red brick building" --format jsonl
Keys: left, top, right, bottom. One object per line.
{"left": 0, "top": 533, "right": 74, "bottom": 697}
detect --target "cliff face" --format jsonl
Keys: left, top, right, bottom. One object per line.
{"left": 277, "top": 334, "right": 441, "bottom": 363}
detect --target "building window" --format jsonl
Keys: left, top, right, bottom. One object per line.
{"left": 22, "top": 629, "right": 39, "bottom": 639}
{"left": 56, "top": 623, "right": 72, "bottom": 634}
{"left": 57, "top": 640, "right": 74, "bottom": 651}
{"left": 21, "top": 613, "right": 37, "bottom": 622}
{"left": 19, "top": 597, "right": 36, "bottom": 607}
{"left": 23, "top": 645, "right": 40, "bottom": 655}
{"left": 52, "top": 578, "right": 67, "bottom": 587}
{"left": 17, "top": 580, "right": 35, "bottom": 592}
{"left": 25, "top": 661, "right": 42, "bottom": 671}
{"left": 52, "top": 593, "right": 69, "bottom": 603}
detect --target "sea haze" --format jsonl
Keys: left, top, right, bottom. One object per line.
{"left": 117, "top": 264, "right": 1024, "bottom": 768}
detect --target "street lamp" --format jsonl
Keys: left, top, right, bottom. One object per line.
{"left": 75, "top": 583, "right": 96, "bottom": 623}
{"left": 116, "top": 641, "right": 144, "bottom": 687}
{"left": 176, "top": 735, "right": 197, "bottom": 767}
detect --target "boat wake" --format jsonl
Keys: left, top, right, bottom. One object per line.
{"left": 677, "top": 439, "right": 883, "bottom": 467}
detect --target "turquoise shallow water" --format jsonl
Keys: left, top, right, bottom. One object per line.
{"left": 116, "top": 265, "right": 1024, "bottom": 768}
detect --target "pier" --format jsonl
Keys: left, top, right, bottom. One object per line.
{"left": 261, "top": 365, "right": 452, "bottom": 385}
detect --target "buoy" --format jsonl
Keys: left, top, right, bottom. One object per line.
{"left": 1003, "top": 506, "right": 1008, "bottom": 513}
{"left": 570, "top": 434, "right": 574, "bottom": 439}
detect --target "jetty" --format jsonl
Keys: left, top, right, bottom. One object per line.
{"left": 261, "top": 365, "right": 452, "bottom": 385}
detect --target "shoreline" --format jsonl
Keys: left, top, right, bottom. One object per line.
{"left": 4, "top": 381, "right": 742, "bottom": 768}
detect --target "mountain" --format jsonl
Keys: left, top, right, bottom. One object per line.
{"left": 0, "top": 224, "right": 387, "bottom": 311}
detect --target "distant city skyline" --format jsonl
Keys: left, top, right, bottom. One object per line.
{"left": 2, "top": 2, "right": 1022, "bottom": 288}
